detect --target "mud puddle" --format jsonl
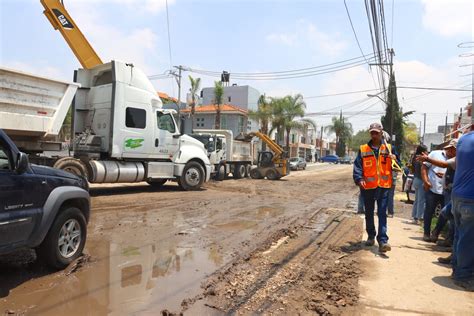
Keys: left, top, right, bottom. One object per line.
{"left": 1, "top": 240, "right": 222, "bottom": 315}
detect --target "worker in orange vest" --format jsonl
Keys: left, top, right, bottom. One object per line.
{"left": 353, "top": 123, "right": 398, "bottom": 253}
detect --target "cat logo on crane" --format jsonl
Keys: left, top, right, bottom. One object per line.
{"left": 52, "top": 9, "right": 74, "bottom": 30}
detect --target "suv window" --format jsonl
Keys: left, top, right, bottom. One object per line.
{"left": 0, "top": 145, "right": 12, "bottom": 171}
{"left": 157, "top": 112, "right": 176, "bottom": 133}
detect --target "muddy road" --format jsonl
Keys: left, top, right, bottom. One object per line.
{"left": 1, "top": 164, "right": 362, "bottom": 315}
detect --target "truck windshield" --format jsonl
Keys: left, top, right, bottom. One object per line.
{"left": 157, "top": 112, "right": 176, "bottom": 133}
{"left": 190, "top": 135, "right": 215, "bottom": 152}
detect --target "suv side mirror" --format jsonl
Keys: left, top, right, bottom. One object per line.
{"left": 16, "top": 152, "right": 29, "bottom": 174}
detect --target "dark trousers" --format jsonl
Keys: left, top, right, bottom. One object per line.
{"left": 424, "top": 190, "right": 445, "bottom": 235}
{"left": 362, "top": 187, "right": 389, "bottom": 244}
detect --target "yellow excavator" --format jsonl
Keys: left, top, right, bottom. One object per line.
{"left": 248, "top": 132, "right": 290, "bottom": 180}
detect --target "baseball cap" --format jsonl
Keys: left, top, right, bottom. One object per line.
{"left": 444, "top": 138, "right": 458, "bottom": 149}
{"left": 369, "top": 122, "right": 383, "bottom": 133}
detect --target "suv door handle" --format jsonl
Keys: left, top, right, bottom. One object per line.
{"left": 155, "top": 139, "right": 159, "bottom": 147}
{"left": 41, "top": 180, "right": 47, "bottom": 185}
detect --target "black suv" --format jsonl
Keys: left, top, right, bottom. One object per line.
{"left": 0, "top": 129, "right": 90, "bottom": 269}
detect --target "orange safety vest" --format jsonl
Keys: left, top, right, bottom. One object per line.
{"left": 360, "top": 143, "right": 393, "bottom": 189}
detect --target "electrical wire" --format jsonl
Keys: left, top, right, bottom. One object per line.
{"left": 186, "top": 52, "right": 381, "bottom": 77}
{"left": 305, "top": 88, "right": 379, "bottom": 99}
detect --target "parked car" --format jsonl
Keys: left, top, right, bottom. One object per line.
{"left": 320, "top": 155, "right": 340, "bottom": 164}
{"left": 289, "top": 157, "right": 307, "bottom": 170}
{"left": 340, "top": 156, "right": 353, "bottom": 164}
{"left": 0, "top": 129, "right": 90, "bottom": 269}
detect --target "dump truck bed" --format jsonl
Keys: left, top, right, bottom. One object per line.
{"left": 0, "top": 67, "right": 80, "bottom": 143}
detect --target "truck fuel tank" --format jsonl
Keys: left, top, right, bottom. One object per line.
{"left": 89, "top": 160, "right": 145, "bottom": 183}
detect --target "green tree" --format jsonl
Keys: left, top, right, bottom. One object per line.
{"left": 249, "top": 94, "right": 273, "bottom": 150}
{"left": 188, "top": 75, "right": 201, "bottom": 132}
{"left": 249, "top": 94, "right": 272, "bottom": 135}
{"left": 381, "top": 72, "right": 406, "bottom": 154}
{"left": 349, "top": 129, "right": 369, "bottom": 152}
{"left": 213, "top": 81, "right": 224, "bottom": 129}
{"left": 281, "top": 94, "right": 306, "bottom": 151}
{"left": 325, "top": 114, "right": 353, "bottom": 157}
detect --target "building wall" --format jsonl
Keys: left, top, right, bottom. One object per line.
{"left": 181, "top": 112, "right": 248, "bottom": 136}
{"left": 201, "top": 85, "right": 260, "bottom": 111}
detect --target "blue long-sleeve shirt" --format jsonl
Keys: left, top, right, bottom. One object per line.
{"left": 353, "top": 141, "right": 400, "bottom": 185}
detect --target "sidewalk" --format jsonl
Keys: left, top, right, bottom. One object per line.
{"left": 357, "top": 215, "right": 474, "bottom": 315}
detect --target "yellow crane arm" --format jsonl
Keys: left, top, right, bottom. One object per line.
{"left": 40, "top": 0, "right": 103, "bottom": 69}
{"left": 250, "top": 132, "right": 284, "bottom": 159}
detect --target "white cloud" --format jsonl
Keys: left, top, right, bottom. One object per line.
{"left": 421, "top": 0, "right": 473, "bottom": 37}
{"left": 265, "top": 20, "right": 348, "bottom": 56}
{"left": 66, "top": 2, "right": 164, "bottom": 74}
{"left": 2, "top": 61, "right": 70, "bottom": 81}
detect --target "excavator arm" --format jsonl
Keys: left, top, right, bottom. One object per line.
{"left": 250, "top": 132, "right": 284, "bottom": 161}
{"left": 40, "top": 0, "right": 103, "bottom": 69}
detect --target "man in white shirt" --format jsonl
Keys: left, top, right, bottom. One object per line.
{"left": 421, "top": 145, "right": 456, "bottom": 241}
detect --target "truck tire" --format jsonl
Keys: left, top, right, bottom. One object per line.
{"left": 37, "top": 206, "right": 87, "bottom": 269}
{"left": 233, "top": 164, "right": 246, "bottom": 179}
{"left": 147, "top": 179, "right": 167, "bottom": 188}
{"left": 216, "top": 164, "right": 226, "bottom": 181}
{"left": 179, "top": 161, "right": 205, "bottom": 191}
{"left": 245, "top": 164, "right": 252, "bottom": 178}
{"left": 249, "top": 168, "right": 263, "bottom": 179}
{"left": 266, "top": 169, "right": 280, "bottom": 180}
{"left": 54, "top": 157, "right": 89, "bottom": 180}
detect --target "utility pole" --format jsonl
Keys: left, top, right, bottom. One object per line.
{"left": 172, "top": 65, "right": 189, "bottom": 130}
{"left": 419, "top": 121, "right": 422, "bottom": 142}
{"left": 320, "top": 125, "right": 324, "bottom": 160}
{"left": 422, "top": 113, "right": 427, "bottom": 144}
{"left": 388, "top": 48, "right": 395, "bottom": 140}
{"left": 444, "top": 113, "right": 448, "bottom": 140}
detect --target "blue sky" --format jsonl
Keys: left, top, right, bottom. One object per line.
{"left": 1, "top": 0, "right": 473, "bottom": 135}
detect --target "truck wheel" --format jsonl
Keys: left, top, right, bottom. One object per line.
{"left": 249, "top": 168, "right": 263, "bottom": 179}
{"left": 266, "top": 169, "right": 279, "bottom": 180}
{"left": 233, "top": 164, "right": 246, "bottom": 179}
{"left": 216, "top": 164, "right": 226, "bottom": 181}
{"left": 147, "top": 179, "right": 167, "bottom": 188}
{"left": 37, "top": 206, "right": 87, "bottom": 269}
{"left": 245, "top": 164, "right": 252, "bottom": 178}
{"left": 54, "top": 157, "right": 89, "bottom": 180}
{"left": 179, "top": 161, "right": 205, "bottom": 190}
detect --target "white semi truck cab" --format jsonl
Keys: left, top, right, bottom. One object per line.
{"left": 0, "top": 63, "right": 211, "bottom": 190}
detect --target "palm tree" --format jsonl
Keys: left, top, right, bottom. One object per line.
{"left": 294, "top": 118, "right": 317, "bottom": 144}
{"left": 213, "top": 81, "right": 224, "bottom": 129}
{"left": 281, "top": 94, "right": 306, "bottom": 151}
{"left": 325, "top": 115, "right": 353, "bottom": 157}
{"left": 249, "top": 94, "right": 274, "bottom": 150}
{"left": 188, "top": 75, "right": 201, "bottom": 132}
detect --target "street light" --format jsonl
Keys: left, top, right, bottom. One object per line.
{"left": 367, "top": 93, "right": 394, "bottom": 140}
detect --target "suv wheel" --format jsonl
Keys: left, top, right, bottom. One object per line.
{"left": 37, "top": 207, "right": 87, "bottom": 269}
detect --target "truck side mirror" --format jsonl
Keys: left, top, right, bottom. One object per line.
{"left": 16, "top": 152, "right": 29, "bottom": 174}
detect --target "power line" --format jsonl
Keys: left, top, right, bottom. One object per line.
{"left": 165, "top": 0, "right": 173, "bottom": 69}
{"left": 398, "top": 86, "right": 471, "bottom": 92}
{"left": 305, "top": 88, "right": 379, "bottom": 99}
{"left": 344, "top": 0, "right": 370, "bottom": 65}
{"left": 390, "top": 0, "right": 395, "bottom": 47}
{"left": 343, "top": 0, "right": 379, "bottom": 90}
{"left": 188, "top": 59, "right": 374, "bottom": 81}
{"left": 186, "top": 52, "right": 381, "bottom": 77}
